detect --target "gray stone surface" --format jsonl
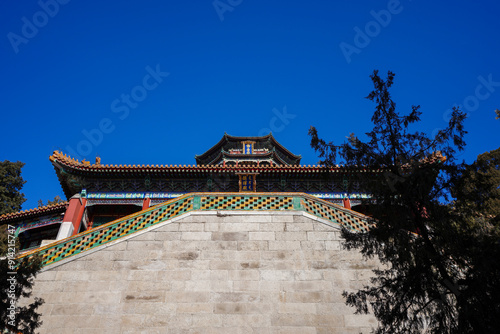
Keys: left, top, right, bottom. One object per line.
{"left": 26, "top": 211, "right": 379, "bottom": 333}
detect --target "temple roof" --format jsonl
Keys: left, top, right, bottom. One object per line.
{"left": 0, "top": 201, "right": 68, "bottom": 223}
{"left": 195, "top": 133, "right": 302, "bottom": 166}
{"left": 49, "top": 150, "right": 382, "bottom": 198}
{"left": 50, "top": 151, "right": 380, "bottom": 174}
{"left": 2, "top": 141, "right": 445, "bottom": 222}
{"left": 49, "top": 150, "right": 380, "bottom": 173}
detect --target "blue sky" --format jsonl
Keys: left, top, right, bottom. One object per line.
{"left": 1, "top": 0, "right": 499, "bottom": 210}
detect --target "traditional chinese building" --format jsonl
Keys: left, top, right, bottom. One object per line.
{"left": 1, "top": 133, "right": 375, "bottom": 252}
{"left": 3, "top": 134, "right": 380, "bottom": 333}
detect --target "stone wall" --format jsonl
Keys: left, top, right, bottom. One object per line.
{"left": 28, "top": 211, "right": 379, "bottom": 333}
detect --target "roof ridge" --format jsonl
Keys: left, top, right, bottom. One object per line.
{"left": 50, "top": 150, "right": 387, "bottom": 171}
{"left": 0, "top": 201, "right": 68, "bottom": 222}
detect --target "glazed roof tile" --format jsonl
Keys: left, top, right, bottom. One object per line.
{"left": 0, "top": 201, "right": 68, "bottom": 223}
{"left": 195, "top": 133, "right": 302, "bottom": 165}
{"left": 50, "top": 150, "right": 383, "bottom": 173}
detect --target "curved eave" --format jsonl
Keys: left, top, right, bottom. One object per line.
{"left": 0, "top": 202, "right": 68, "bottom": 224}
{"left": 51, "top": 161, "right": 75, "bottom": 199}
{"left": 267, "top": 135, "right": 302, "bottom": 162}
{"left": 223, "top": 133, "right": 273, "bottom": 141}
{"left": 51, "top": 148, "right": 384, "bottom": 181}
{"left": 195, "top": 133, "right": 231, "bottom": 162}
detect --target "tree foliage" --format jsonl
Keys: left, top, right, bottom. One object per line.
{"left": 0, "top": 161, "right": 44, "bottom": 334}
{"left": 309, "top": 70, "right": 500, "bottom": 333}
{"left": 37, "top": 196, "right": 64, "bottom": 208}
{"left": 453, "top": 148, "right": 500, "bottom": 219}
{"left": 0, "top": 161, "right": 26, "bottom": 215}
{"left": 0, "top": 255, "right": 44, "bottom": 334}
{"left": 0, "top": 161, "right": 26, "bottom": 255}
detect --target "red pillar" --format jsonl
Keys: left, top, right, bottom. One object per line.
{"left": 62, "top": 196, "right": 87, "bottom": 236}
{"left": 343, "top": 197, "right": 351, "bottom": 210}
{"left": 142, "top": 197, "right": 151, "bottom": 210}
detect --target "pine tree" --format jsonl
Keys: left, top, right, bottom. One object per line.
{"left": 0, "top": 254, "right": 44, "bottom": 334}
{"left": 309, "top": 70, "right": 499, "bottom": 333}
{"left": 0, "top": 161, "right": 44, "bottom": 334}
{"left": 0, "top": 161, "right": 26, "bottom": 215}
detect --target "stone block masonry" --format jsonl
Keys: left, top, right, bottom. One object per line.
{"left": 26, "top": 211, "right": 378, "bottom": 333}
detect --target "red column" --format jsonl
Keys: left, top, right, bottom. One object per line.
{"left": 62, "top": 196, "right": 87, "bottom": 236}
{"left": 142, "top": 197, "right": 151, "bottom": 210}
{"left": 343, "top": 197, "right": 351, "bottom": 210}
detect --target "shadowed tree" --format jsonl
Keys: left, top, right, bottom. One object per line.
{"left": 309, "top": 70, "right": 499, "bottom": 333}
{"left": 0, "top": 254, "right": 44, "bottom": 334}
{"left": 0, "top": 161, "right": 26, "bottom": 215}
{"left": 0, "top": 161, "right": 44, "bottom": 334}
{"left": 0, "top": 161, "right": 26, "bottom": 255}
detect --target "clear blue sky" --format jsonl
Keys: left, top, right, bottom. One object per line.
{"left": 1, "top": 0, "right": 499, "bottom": 210}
